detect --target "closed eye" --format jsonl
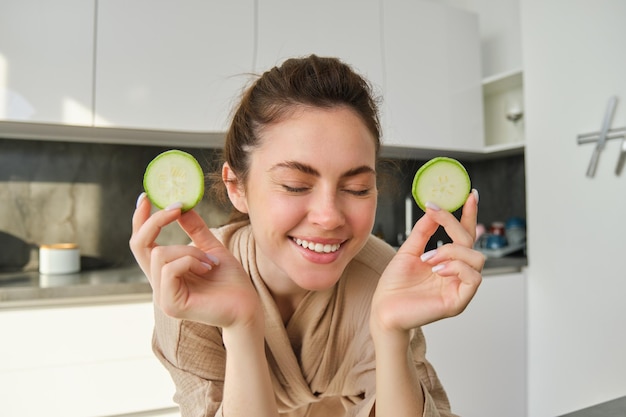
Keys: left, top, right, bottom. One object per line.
{"left": 282, "top": 184, "right": 310, "bottom": 193}
{"left": 344, "top": 188, "right": 373, "bottom": 197}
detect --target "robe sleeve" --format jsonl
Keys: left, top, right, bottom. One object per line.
{"left": 152, "top": 305, "right": 227, "bottom": 417}
{"left": 410, "top": 328, "right": 459, "bottom": 417}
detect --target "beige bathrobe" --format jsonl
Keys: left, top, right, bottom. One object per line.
{"left": 152, "top": 222, "right": 455, "bottom": 417}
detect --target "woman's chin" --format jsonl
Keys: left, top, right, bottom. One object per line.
{"left": 294, "top": 275, "right": 342, "bottom": 292}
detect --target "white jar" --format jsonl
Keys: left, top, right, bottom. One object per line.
{"left": 39, "top": 243, "right": 80, "bottom": 275}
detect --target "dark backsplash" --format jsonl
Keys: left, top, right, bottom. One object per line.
{"left": 374, "top": 154, "right": 526, "bottom": 248}
{"left": 0, "top": 137, "right": 525, "bottom": 267}
{"left": 0, "top": 138, "right": 229, "bottom": 269}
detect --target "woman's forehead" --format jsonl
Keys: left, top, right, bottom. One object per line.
{"left": 252, "top": 107, "right": 377, "bottom": 166}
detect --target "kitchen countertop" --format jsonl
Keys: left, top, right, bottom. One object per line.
{"left": 0, "top": 256, "right": 526, "bottom": 309}
{"left": 558, "top": 396, "right": 626, "bottom": 417}
{"left": 0, "top": 265, "right": 151, "bottom": 309}
{"left": 482, "top": 255, "right": 527, "bottom": 276}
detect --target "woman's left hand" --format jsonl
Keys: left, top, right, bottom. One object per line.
{"left": 372, "top": 190, "right": 485, "bottom": 335}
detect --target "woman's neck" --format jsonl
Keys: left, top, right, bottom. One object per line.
{"left": 255, "top": 246, "right": 309, "bottom": 325}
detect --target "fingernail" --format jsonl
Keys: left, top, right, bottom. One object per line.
{"left": 205, "top": 253, "right": 220, "bottom": 265}
{"left": 425, "top": 201, "right": 441, "bottom": 211}
{"left": 432, "top": 263, "right": 446, "bottom": 273}
{"left": 420, "top": 249, "right": 438, "bottom": 262}
{"left": 472, "top": 189, "right": 480, "bottom": 205}
{"left": 136, "top": 192, "right": 147, "bottom": 208}
{"left": 165, "top": 202, "right": 183, "bottom": 211}
{"left": 201, "top": 262, "right": 213, "bottom": 270}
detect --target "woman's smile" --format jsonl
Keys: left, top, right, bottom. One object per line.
{"left": 292, "top": 237, "right": 342, "bottom": 254}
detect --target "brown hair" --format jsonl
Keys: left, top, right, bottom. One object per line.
{"left": 209, "top": 55, "right": 382, "bottom": 223}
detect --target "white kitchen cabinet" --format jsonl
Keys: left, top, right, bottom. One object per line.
{"left": 438, "top": 0, "right": 523, "bottom": 79}
{"left": 0, "top": 0, "right": 95, "bottom": 125}
{"left": 422, "top": 271, "right": 526, "bottom": 417}
{"left": 255, "top": 0, "right": 384, "bottom": 93}
{"left": 94, "top": 0, "right": 255, "bottom": 132}
{"left": 381, "top": 1, "right": 484, "bottom": 153}
{"left": 0, "top": 302, "right": 177, "bottom": 417}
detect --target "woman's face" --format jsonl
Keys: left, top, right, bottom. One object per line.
{"left": 231, "top": 106, "right": 378, "bottom": 293}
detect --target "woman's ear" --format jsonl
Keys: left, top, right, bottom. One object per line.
{"left": 222, "top": 162, "right": 248, "bottom": 213}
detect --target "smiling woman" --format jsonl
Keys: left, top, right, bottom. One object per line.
{"left": 130, "top": 55, "right": 484, "bottom": 417}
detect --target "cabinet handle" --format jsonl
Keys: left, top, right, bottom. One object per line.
{"left": 586, "top": 96, "right": 618, "bottom": 178}
{"left": 576, "top": 96, "right": 626, "bottom": 177}
{"left": 577, "top": 127, "right": 626, "bottom": 145}
{"left": 615, "top": 137, "right": 626, "bottom": 175}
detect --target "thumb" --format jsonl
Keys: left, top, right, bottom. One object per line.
{"left": 398, "top": 209, "right": 439, "bottom": 256}
{"left": 177, "top": 210, "right": 223, "bottom": 252}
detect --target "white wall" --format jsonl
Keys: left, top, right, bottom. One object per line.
{"left": 521, "top": 1, "right": 626, "bottom": 416}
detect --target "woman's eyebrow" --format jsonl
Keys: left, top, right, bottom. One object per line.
{"left": 271, "top": 161, "right": 319, "bottom": 176}
{"left": 342, "top": 165, "right": 377, "bottom": 178}
{"left": 270, "top": 161, "right": 376, "bottom": 178}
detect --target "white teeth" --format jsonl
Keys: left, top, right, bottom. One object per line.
{"left": 294, "top": 238, "right": 341, "bottom": 253}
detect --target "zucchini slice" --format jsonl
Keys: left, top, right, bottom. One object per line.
{"left": 412, "top": 157, "right": 471, "bottom": 212}
{"left": 143, "top": 150, "right": 204, "bottom": 212}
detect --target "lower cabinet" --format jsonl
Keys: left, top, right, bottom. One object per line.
{"left": 0, "top": 301, "right": 178, "bottom": 417}
{"left": 1, "top": 273, "right": 525, "bottom": 416}
{"left": 422, "top": 272, "right": 526, "bottom": 417}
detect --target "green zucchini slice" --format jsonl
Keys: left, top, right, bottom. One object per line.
{"left": 143, "top": 149, "right": 204, "bottom": 212}
{"left": 412, "top": 157, "right": 471, "bottom": 212}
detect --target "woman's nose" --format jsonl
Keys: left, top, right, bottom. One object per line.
{"left": 308, "top": 191, "right": 345, "bottom": 230}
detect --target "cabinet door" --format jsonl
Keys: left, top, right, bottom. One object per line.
{"left": 0, "top": 0, "right": 94, "bottom": 125}
{"left": 95, "top": 0, "right": 255, "bottom": 132}
{"left": 382, "top": 1, "right": 483, "bottom": 151}
{"left": 0, "top": 302, "right": 176, "bottom": 417}
{"left": 422, "top": 272, "right": 526, "bottom": 417}
{"left": 255, "top": 0, "right": 384, "bottom": 94}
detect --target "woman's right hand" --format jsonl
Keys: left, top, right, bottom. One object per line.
{"left": 129, "top": 194, "right": 262, "bottom": 329}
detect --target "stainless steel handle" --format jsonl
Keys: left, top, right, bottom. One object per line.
{"left": 587, "top": 148, "right": 602, "bottom": 177}
{"left": 586, "top": 96, "right": 618, "bottom": 178}
{"left": 615, "top": 138, "right": 626, "bottom": 175}
{"left": 577, "top": 127, "right": 626, "bottom": 144}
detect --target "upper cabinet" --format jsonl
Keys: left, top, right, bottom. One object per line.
{"left": 438, "top": 0, "right": 522, "bottom": 79}
{"left": 94, "top": 0, "right": 255, "bottom": 132}
{"left": 255, "top": 0, "right": 384, "bottom": 94}
{"left": 1, "top": 1, "right": 497, "bottom": 156}
{"left": 0, "top": 0, "right": 95, "bottom": 125}
{"left": 381, "top": 1, "right": 484, "bottom": 154}
{"left": 436, "top": 0, "right": 525, "bottom": 153}
{"left": 256, "top": 0, "right": 485, "bottom": 156}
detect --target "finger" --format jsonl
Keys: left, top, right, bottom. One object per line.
{"left": 398, "top": 211, "right": 440, "bottom": 256}
{"left": 435, "top": 260, "right": 482, "bottom": 292}
{"left": 177, "top": 210, "right": 225, "bottom": 253}
{"left": 151, "top": 244, "right": 219, "bottom": 269}
{"left": 422, "top": 203, "right": 475, "bottom": 249}
{"left": 459, "top": 189, "right": 479, "bottom": 241}
{"left": 132, "top": 205, "right": 183, "bottom": 251}
{"left": 161, "top": 254, "right": 215, "bottom": 285}
{"left": 130, "top": 201, "right": 183, "bottom": 273}
{"left": 150, "top": 242, "right": 218, "bottom": 279}
{"left": 129, "top": 193, "right": 154, "bottom": 273}
{"left": 421, "top": 243, "right": 486, "bottom": 273}
{"left": 151, "top": 247, "right": 215, "bottom": 309}
{"left": 131, "top": 192, "right": 151, "bottom": 237}
{"left": 432, "top": 260, "right": 483, "bottom": 315}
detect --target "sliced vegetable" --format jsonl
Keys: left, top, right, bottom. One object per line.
{"left": 412, "top": 157, "right": 471, "bottom": 212}
{"left": 143, "top": 149, "right": 204, "bottom": 212}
